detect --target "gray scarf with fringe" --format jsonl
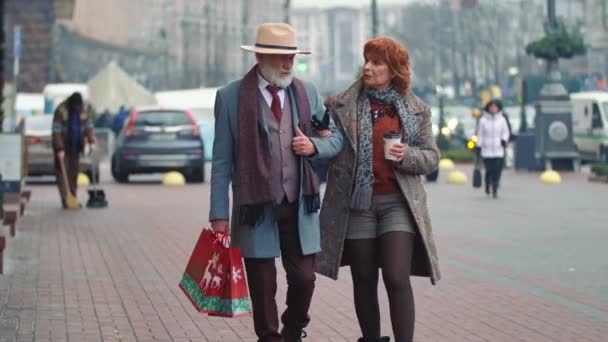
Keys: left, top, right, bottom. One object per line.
{"left": 350, "top": 87, "right": 420, "bottom": 210}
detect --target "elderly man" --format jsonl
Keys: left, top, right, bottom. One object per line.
{"left": 209, "top": 23, "right": 343, "bottom": 342}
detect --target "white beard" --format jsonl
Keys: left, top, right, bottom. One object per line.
{"left": 259, "top": 62, "right": 294, "bottom": 88}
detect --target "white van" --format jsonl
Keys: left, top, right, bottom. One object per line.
{"left": 42, "top": 83, "right": 89, "bottom": 115}
{"left": 571, "top": 91, "right": 608, "bottom": 162}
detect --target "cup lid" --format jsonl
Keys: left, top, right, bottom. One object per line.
{"left": 384, "top": 131, "right": 401, "bottom": 138}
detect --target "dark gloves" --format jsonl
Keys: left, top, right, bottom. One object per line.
{"left": 312, "top": 108, "right": 331, "bottom": 131}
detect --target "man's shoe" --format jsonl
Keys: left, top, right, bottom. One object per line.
{"left": 357, "top": 337, "right": 390, "bottom": 342}
{"left": 281, "top": 327, "right": 307, "bottom": 342}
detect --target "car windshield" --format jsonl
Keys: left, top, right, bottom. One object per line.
{"left": 134, "top": 111, "right": 191, "bottom": 127}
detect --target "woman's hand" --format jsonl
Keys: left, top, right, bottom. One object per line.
{"left": 389, "top": 143, "right": 406, "bottom": 162}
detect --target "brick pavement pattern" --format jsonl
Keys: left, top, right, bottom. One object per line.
{"left": 0, "top": 166, "right": 607, "bottom": 341}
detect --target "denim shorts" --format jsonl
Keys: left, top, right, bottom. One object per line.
{"left": 346, "top": 193, "right": 416, "bottom": 240}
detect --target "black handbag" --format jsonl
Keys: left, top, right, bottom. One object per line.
{"left": 473, "top": 168, "right": 482, "bottom": 188}
{"left": 473, "top": 151, "right": 482, "bottom": 188}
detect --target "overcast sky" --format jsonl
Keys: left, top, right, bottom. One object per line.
{"left": 292, "top": 0, "right": 418, "bottom": 8}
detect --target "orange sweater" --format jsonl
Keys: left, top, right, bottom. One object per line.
{"left": 371, "top": 102, "right": 401, "bottom": 194}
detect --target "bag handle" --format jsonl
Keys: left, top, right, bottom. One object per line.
{"left": 213, "top": 231, "right": 231, "bottom": 248}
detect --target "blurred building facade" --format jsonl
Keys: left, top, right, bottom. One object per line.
{"left": 4, "top": 0, "right": 286, "bottom": 92}
{"left": 292, "top": 7, "right": 368, "bottom": 94}
{"left": 3, "top": 0, "right": 55, "bottom": 92}
{"left": 63, "top": 0, "right": 285, "bottom": 89}
{"left": 582, "top": 0, "right": 608, "bottom": 76}
{"left": 180, "top": 0, "right": 285, "bottom": 88}
{"left": 3, "top": 0, "right": 607, "bottom": 95}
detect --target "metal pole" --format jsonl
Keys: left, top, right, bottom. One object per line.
{"left": 547, "top": 0, "right": 557, "bottom": 31}
{"left": 204, "top": 1, "right": 211, "bottom": 86}
{"left": 0, "top": 0, "right": 4, "bottom": 132}
{"left": 284, "top": 0, "right": 291, "bottom": 24}
{"left": 371, "top": 0, "right": 378, "bottom": 37}
{"left": 11, "top": 25, "right": 19, "bottom": 131}
{"left": 242, "top": 0, "right": 249, "bottom": 74}
{"left": 546, "top": 0, "right": 559, "bottom": 75}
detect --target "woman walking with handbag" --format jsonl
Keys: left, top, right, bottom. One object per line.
{"left": 477, "top": 99, "right": 510, "bottom": 198}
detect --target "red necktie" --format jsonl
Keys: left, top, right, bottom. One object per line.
{"left": 266, "top": 85, "right": 282, "bottom": 122}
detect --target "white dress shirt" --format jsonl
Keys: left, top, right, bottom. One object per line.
{"left": 258, "top": 74, "right": 286, "bottom": 110}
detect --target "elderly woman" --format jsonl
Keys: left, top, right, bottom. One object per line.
{"left": 316, "top": 37, "right": 441, "bottom": 342}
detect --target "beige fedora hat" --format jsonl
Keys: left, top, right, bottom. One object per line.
{"left": 241, "top": 23, "right": 311, "bottom": 55}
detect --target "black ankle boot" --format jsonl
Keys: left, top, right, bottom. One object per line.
{"left": 357, "top": 337, "right": 390, "bottom": 342}
{"left": 281, "top": 326, "right": 307, "bottom": 341}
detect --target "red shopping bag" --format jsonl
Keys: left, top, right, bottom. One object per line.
{"left": 179, "top": 228, "right": 251, "bottom": 317}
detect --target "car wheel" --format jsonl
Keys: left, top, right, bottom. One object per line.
{"left": 111, "top": 155, "right": 129, "bottom": 183}
{"left": 112, "top": 170, "right": 129, "bottom": 183}
{"left": 187, "top": 166, "right": 205, "bottom": 183}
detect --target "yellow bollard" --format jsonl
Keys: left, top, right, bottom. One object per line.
{"left": 162, "top": 171, "right": 186, "bottom": 186}
{"left": 447, "top": 170, "right": 467, "bottom": 184}
{"left": 438, "top": 158, "right": 455, "bottom": 171}
{"left": 540, "top": 170, "right": 561, "bottom": 184}
{"left": 77, "top": 172, "right": 90, "bottom": 186}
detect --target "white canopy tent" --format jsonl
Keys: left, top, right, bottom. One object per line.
{"left": 154, "top": 87, "right": 219, "bottom": 121}
{"left": 87, "top": 61, "right": 156, "bottom": 113}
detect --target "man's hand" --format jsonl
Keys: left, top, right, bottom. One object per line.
{"left": 211, "top": 220, "right": 230, "bottom": 233}
{"left": 389, "top": 143, "right": 406, "bottom": 162}
{"left": 56, "top": 150, "right": 65, "bottom": 161}
{"left": 315, "top": 129, "right": 332, "bottom": 138}
{"left": 292, "top": 127, "right": 316, "bottom": 156}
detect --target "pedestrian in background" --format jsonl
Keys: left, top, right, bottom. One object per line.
{"left": 208, "top": 23, "right": 343, "bottom": 342}
{"left": 95, "top": 109, "right": 114, "bottom": 129}
{"left": 317, "top": 36, "right": 441, "bottom": 342}
{"left": 52, "top": 92, "right": 96, "bottom": 208}
{"left": 111, "top": 105, "right": 129, "bottom": 136}
{"left": 477, "top": 99, "right": 510, "bottom": 198}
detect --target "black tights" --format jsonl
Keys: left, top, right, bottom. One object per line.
{"left": 346, "top": 232, "right": 415, "bottom": 342}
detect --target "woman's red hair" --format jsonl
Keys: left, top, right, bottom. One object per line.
{"left": 362, "top": 36, "right": 411, "bottom": 95}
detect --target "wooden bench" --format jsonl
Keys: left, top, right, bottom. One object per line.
{"left": 21, "top": 189, "right": 32, "bottom": 203}
{"left": 2, "top": 208, "right": 18, "bottom": 237}
{"left": 20, "top": 189, "right": 32, "bottom": 216}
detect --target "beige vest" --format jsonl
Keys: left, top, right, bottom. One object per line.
{"left": 260, "top": 92, "right": 300, "bottom": 204}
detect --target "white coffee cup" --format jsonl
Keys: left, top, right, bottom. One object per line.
{"left": 383, "top": 131, "right": 402, "bottom": 161}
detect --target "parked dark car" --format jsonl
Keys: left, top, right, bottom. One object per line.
{"left": 111, "top": 107, "right": 205, "bottom": 183}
